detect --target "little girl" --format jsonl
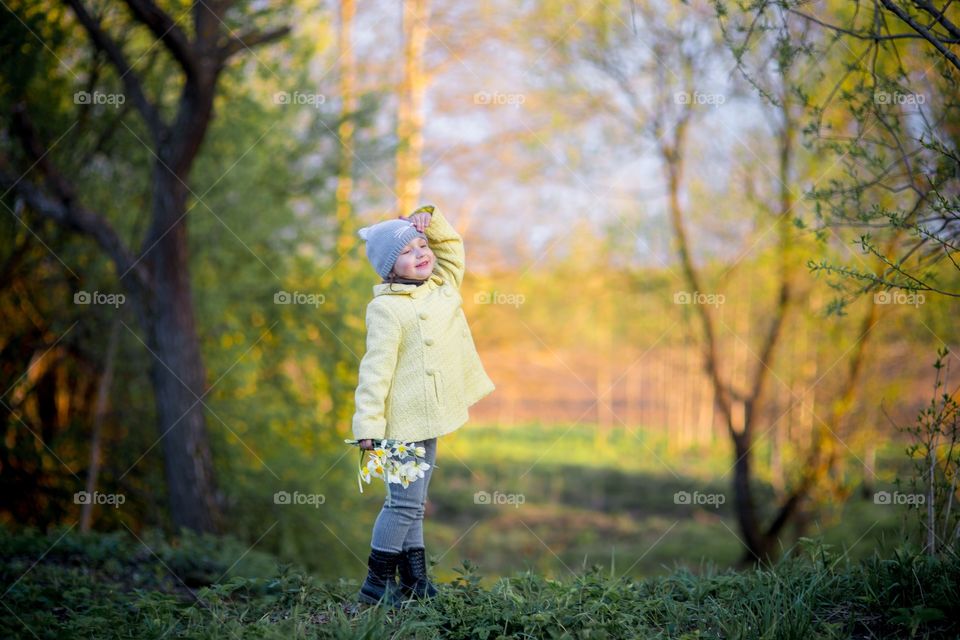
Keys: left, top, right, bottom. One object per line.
{"left": 352, "top": 204, "right": 495, "bottom": 607}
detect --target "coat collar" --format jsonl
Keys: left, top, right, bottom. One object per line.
{"left": 372, "top": 272, "right": 445, "bottom": 298}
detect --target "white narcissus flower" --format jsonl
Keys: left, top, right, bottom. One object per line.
{"left": 386, "top": 459, "right": 402, "bottom": 484}
{"left": 413, "top": 461, "right": 431, "bottom": 478}
{"left": 398, "top": 461, "right": 418, "bottom": 482}
{"left": 367, "top": 456, "right": 385, "bottom": 479}
{"left": 351, "top": 439, "right": 431, "bottom": 493}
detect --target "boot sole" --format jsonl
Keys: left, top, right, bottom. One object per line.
{"left": 358, "top": 584, "right": 408, "bottom": 607}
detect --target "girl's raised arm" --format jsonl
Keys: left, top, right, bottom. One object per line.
{"left": 417, "top": 205, "right": 465, "bottom": 289}
{"left": 351, "top": 301, "right": 401, "bottom": 441}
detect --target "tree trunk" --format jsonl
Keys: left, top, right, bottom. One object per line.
{"left": 396, "top": 0, "right": 430, "bottom": 213}
{"left": 5, "top": 1, "right": 290, "bottom": 534}
{"left": 80, "top": 317, "right": 119, "bottom": 532}
{"left": 141, "top": 171, "right": 219, "bottom": 533}
{"left": 732, "top": 429, "right": 770, "bottom": 563}
{"left": 336, "top": 0, "right": 356, "bottom": 254}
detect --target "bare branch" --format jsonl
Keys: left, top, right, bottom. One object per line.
{"left": 122, "top": 0, "right": 197, "bottom": 77}
{"left": 879, "top": 0, "right": 960, "bottom": 71}
{"left": 63, "top": 0, "right": 164, "bottom": 139}
{"left": 218, "top": 25, "right": 291, "bottom": 61}
{"left": 2, "top": 172, "right": 145, "bottom": 286}
{"left": 3, "top": 105, "right": 146, "bottom": 286}
{"left": 786, "top": 8, "right": 960, "bottom": 43}
{"left": 913, "top": 0, "right": 960, "bottom": 41}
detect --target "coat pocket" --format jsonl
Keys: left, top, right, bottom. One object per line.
{"left": 427, "top": 368, "right": 444, "bottom": 406}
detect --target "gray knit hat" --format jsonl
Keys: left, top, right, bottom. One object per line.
{"left": 357, "top": 218, "right": 428, "bottom": 278}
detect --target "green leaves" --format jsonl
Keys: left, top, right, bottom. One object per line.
{"left": 3, "top": 527, "right": 960, "bottom": 638}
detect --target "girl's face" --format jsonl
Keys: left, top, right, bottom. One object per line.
{"left": 391, "top": 236, "right": 434, "bottom": 279}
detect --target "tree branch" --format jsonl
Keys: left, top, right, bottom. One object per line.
{"left": 879, "top": 0, "right": 960, "bottom": 71}
{"left": 3, "top": 105, "right": 147, "bottom": 287}
{"left": 786, "top": 8, "right": 960, "bottom": 43}
{"left": 122, "top": 0, "right": 197, "bottom": 77}
{"left": 2, "top": 170, "right": 145, "bottom": 287}
{"left": 913, "top": 0, "right": 960, "bottom": 41}
{"left": 63, "top": 0, "right": 164, "bottom": 139}
{"left": 764, "top": 481, "right": 809, "bottom": 540}
{"left": 218, "top": 25, "right": 291, "bottom": 61}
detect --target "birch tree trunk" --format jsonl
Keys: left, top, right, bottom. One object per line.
{"left": 396, "top": 0, "right": 431, "bottom": 213}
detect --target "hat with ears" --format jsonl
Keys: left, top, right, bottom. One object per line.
{"left": 357, "top": 218, "right": 428, "bottom": 278}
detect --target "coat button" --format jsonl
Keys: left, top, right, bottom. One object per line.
{"left": 426, "top": 368, "right": 436, "bottom": 375}
{"left": 443, "top": 288, "right": 452, "bottom": 297}
{"left": 419, "top": 311, "right": 428, "bottom": 320}
{"left": 462, "top": 329, "right": 468, "bottom": 337}
{"left": 424, "top": 338, "right": 434, "bottom": 346}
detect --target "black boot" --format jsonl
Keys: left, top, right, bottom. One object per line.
{"left": 358, "top": 548, "right": 404, "bottom": 606}
{"left": 398, "top": 547, "right": 438, "bottom": 600}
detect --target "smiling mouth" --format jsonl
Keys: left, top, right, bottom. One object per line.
{"left": 416, "top": 258, "right": 430, "bottom": 268}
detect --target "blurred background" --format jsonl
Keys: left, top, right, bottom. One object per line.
{"left": 1, "top": 0, "right": 958, "bottom": 586}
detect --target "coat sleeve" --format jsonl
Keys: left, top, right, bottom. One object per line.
{"left": 351, "top": 301, "right": 401, "bottom": 440}
{"left": 421, "top": 205, "right": 465, "bottom": 289}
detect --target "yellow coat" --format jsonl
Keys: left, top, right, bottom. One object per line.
{"left": 351, "top": 206, "right": 496, "bottom": 442}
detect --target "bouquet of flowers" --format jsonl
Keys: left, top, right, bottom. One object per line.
{"left": 343, "top": 439, "right": 433, "bottom": 498}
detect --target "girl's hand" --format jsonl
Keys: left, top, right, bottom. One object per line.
{"left": 405, "top": 210, "right": 432, "bottom": 232}
{"left": 358, "top": 439, "right": 374, "bottom": 450}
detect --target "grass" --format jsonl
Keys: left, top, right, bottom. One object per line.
{"left": 223, "top": 421, "right": 914, "bottom": 584}
{"left": 394, "top": 422, "right": 912, "bottom": 581}
{"left": 1, "top": 526, "right": 958, "bottom": 639}
{"left": 3, "top": 421, "right": 927, "bottom": 637}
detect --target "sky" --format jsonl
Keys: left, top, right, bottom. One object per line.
{"left": 296, "top": 0, "right": 798, "bottom": 274}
